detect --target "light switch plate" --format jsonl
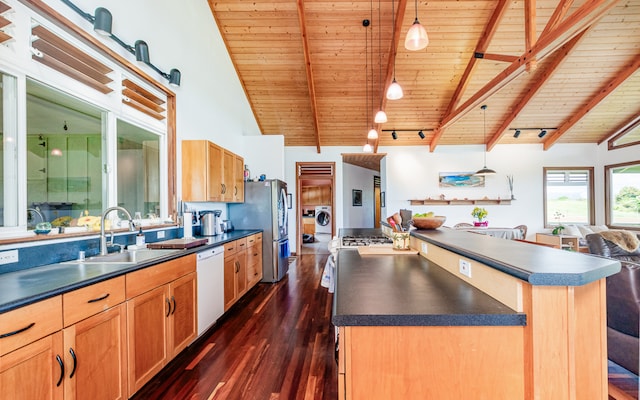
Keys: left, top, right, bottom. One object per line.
{"left": 421, "top": 242, "right": 428, "bottom": 254}
{"left": 459, "top": 259, "right": 472, "bottom": 278}
{"left": 0, "top": 250, "right": 19, "bottom": 265}
{"left": 157, "top": 231, "right": 165, "bottom": 239}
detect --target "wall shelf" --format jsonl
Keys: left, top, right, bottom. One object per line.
{"left": 409, "top": 198, "right": 513, "bottom": 206}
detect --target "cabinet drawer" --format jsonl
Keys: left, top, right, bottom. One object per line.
{"left": 236, "top": 238, "right": 247, "bottom": 252}
{"left": 0, "top": 296, "right": 62, "bottom": 356}
{"left": 247, "top": 247, "right": 262, "bottom": 266}
{"left": 63, "top": 276, "right": 126, "bottom": 326}
{"left": 224, "top": 240, "right": 237, "bottom": 254}
{"left": 247, "top": 233, "right": 263, "bottom": 247}
{"left": 126, "top": 254, "right": 196, "bottom": 299}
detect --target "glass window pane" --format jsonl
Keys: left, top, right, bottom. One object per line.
{"left": 1, "top": 72, "right": 19, "bottom": 227}
{"left": 544, "top": 168, "right": 594, "bottom": 227}
{"left": 608, "top": 162, "right": 640, "bottom": 228}
{"left": 26, "top": 80, "right": 103, "bottom": 226}
{"left": 117, "top": 120, "right": 160, "bottom": 219}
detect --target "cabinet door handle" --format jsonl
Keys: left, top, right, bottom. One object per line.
{"left": 69, "top": 347, "right": 77, "bottom": 378}
{"left": 0, "top": 322, "right": 35, "bottom": 338}
{"left": 171, "top": 296, "right": 176, "bottom": 315}
{"left": 87, "top": 293, "right": 109, "bottom": 303}
{"left": 235, "top": 261, "right": 240, "bottom": 273}
{"left": 234, "top": 186, "right": 238, "bottom": 196}
{"left": 166, "top": 298, "right": 172, "bottom": 317}
{"left": 55, "top": 355, "right": 64, "bottom": 387}
{"left": 253, "top": 252, "right": 258, "bottom": 256}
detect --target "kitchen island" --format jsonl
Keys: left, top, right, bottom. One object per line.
{"left": 333, "top": 228, "right": 620, "bottom": 400}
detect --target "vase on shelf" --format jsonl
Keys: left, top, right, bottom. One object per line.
{"left": 474, "top": 221, "right": 488, "bottom": 228}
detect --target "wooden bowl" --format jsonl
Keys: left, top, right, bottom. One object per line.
{"left": 410, "top": 216, "right": 446, "bottom": 230}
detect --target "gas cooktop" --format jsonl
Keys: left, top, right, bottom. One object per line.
{"left": 341, "top": 235, "right": 393, "bottom": 247}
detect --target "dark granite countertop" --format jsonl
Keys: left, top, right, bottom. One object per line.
{"left": 0, "top": 230, "right": 260, "bottom": 313}
{"left": 411, "top": 228, "right": 621, "bottom": 286}
{"left": 332, "top": 249, "right": 526, "bottom": 327}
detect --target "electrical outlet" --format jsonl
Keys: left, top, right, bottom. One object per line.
{"left": 421, "top": 242, "right": 428, "bottom": 254}
{"left": 0, "top": 250, "right": 19, "bottom": 265}
{"left": 459, "top": 259, "right": 472, "bottom": 278}
{"left": 157, "top": 231, "right": 165, "bottom": 239}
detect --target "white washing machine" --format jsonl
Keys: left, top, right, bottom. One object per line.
{"left": 315, "top": 205, "right": 332, "bottom": 234}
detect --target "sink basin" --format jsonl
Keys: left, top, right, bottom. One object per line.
{"left": 65, "top": 249, "right": 180, "bottom": 265}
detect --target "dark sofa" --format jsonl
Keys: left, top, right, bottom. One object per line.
{"left": 586, "top": 232, "right": 640, "bottom": 375}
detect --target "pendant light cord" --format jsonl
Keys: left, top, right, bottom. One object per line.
{"left": 378, "top": 0, "right": 383, "bottom": 109}
{"left": 482, "top": 104, "right": 487, "bottom": 166}
{"left": 370, "top": 0, "right": 374, "bottom": 129}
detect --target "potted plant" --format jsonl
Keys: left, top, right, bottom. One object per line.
{"left": 471, "top": 207, "right": 488, "bottom": 227}
{"left": 552, "top": 211, "right": 565, "bottom": 235}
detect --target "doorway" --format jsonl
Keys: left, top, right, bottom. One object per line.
{"left": 296, "top": 162, "right": 335, "bottom": 255}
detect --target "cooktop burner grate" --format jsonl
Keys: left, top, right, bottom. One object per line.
{"left": 341, "top": 235, "right": 393, "bottom": 247}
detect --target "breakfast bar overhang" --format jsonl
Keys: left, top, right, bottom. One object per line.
{"left": 332, "top": 228, "right": 620, "bottom": 399}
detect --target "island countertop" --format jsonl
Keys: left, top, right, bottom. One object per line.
{"left": 411, "top": 228, "right": 620, "bottom": 286}
{"left": 332, "top": 248, "right": 526, "bottom": 327}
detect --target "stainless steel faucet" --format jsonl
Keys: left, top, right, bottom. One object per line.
{"left": 100, "top": 206, "right": 135, "bottom": 255}
{"left": 27, "top": 208, "right": 45, "bottom": 226}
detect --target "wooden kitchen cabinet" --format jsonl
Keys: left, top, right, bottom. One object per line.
{"left": 125, "top": 255, "right": 197, "bottom": 396}
{"left": 182, "top": 140, "right": 244, "bottom": 203}
{"left": 63, "top": 304, "right": 127, "bottom": 400}
{"left": 301, "top": 186, "right": 331, "bottom": 206}
{"left": 0, "top": 331, "right": 64, "bottom": 400}
{"left": 61, "top": 276, "right": 127, "bottom": 400}
{"left": 302, "top": 217, "right": 315, "bottom": 234}
{"left": 246, "top": 233, "right": 263, "bottom": 288}
{"left": 224, "top": 238, "right": 248, "bottom": 311}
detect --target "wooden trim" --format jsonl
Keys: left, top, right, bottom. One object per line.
{"left": 122, "top": 79, "right": 165, "bottom": 106}
{"left": 605, "top": 112, "right": 640, "bottom": 148}
{"left": 604, "top": 160, "right": 640, "bottom": 229}
{"left": 121, "top": 97, "right": 165, "bottom": 121}
{"left": 0, "top": 2, "right": 9, "bottom": 14}
{"left": 31, "top": 52, "right": 112, "bottom": 93}
{"left": 0, "top": 30, "right": 10, "bottom": 43}
{"left": 0, "top": 14, "right": 10, "bottom": 29}
{"left": 122, "top": 88, "right": 165, "bottom": 113}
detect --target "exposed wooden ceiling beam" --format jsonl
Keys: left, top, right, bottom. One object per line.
{"left": 429, "top": 0, "right": 509, "bottom": 152}
{"left": 432, "top": 0, "right": 620, "bottom": 151}
{"left": 296, "top": 0, "right": 321, "bottom": 153}
{"left": 475, "top": 53, "right": 519, "bottom": 63}
{"left": 524, "top": 0, "right": 537, "bottom": 71}
{"left": 540, "top": 0, "right": 575, "bottom": 38}
{"left": 543, "top": 52, "right": 640, "bottom": 150}
{"left": 602, "top": 112, "right": 640, "bottom": 147}
{"left": 486, "top": 29, "right": 588, "bottom": 150}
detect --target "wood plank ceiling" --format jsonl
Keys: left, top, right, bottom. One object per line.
{"left": 208, "top": 0, "right": 640, "bottom": 153}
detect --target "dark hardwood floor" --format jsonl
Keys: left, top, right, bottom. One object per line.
{"left": 132, "top": 252, "right": 337, "bottom": 400}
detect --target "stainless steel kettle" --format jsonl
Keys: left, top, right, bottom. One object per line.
{"left": 200, "top": 210, "right": 221, "bottom": 236}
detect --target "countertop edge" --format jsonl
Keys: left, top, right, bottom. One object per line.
{"left": 332, "top": 313, "right": 527, "bottom": 327}
{"left": 0, "top": 230, "right": 262, "bottom": 313}
{"left": 410, "top": 229, "right": 621, "bottom": 286}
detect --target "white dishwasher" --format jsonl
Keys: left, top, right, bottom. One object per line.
{"left": 196, "top": 246, "right": 224, "bottom": 336}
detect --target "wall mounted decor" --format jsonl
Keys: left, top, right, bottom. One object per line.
{"left": 353, "top": 189, "right": 362, "bottom": 206}
{"left": 439, "top": 172, "right": 485, "bottom": 188}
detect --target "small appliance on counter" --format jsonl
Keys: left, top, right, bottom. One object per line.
{"left": 221, "top": 219, "right": 234, "bottom": 233}
{"left": 200, "top": 210, "right": 223, "bottom": 236}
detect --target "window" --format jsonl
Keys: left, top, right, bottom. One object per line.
{"left": 117, "top": 119, "right": 161, "bottom": 219}
{"left": 606, "top": 161, "right": 640, "bottom": 229}
{"left": 543, "top": 167, "right": 595, "bottom": 227}
{"left": 1, "top": 72, "right": 19, "bottom": 228}
{"left": 26, "top": 79, "right": 104, "bottom": 225}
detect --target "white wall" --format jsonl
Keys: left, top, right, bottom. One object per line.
{"left": 342, "top": 164, "right": 378, "bottom": 228}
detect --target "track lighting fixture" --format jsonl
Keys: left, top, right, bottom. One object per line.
{"left": 60, "top": 0, "right": 181, "bottom": 86}
{"left": 391, "top": 130, "right": 397, "bottom": 140}
{"left": 418, "top": 130, "right": 425, "bottom": 139}
{"left": 509, "top": 128, "right": 556, "bottom": 139}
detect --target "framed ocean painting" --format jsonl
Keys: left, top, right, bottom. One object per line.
{"left": 439, "top": 172, "right": 485, "bottom": 188}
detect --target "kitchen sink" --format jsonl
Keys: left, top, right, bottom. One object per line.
{"left": 64, "top": 249, "right": 180, "bottom": 265}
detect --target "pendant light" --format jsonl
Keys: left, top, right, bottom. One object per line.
{"left": 404, "top": 0, "right": 429, "bottom": 51}
{"left": 475, "top": 105, "right": 496, "bottom": 176}
{"left": 373, "top": 0, "right": 387, "bottom": 124}
{"left": 386, "top": 0, "right": 403, "bottom": 100}
{"left": 365, "top": 17, "right": 378, "bottom": 140}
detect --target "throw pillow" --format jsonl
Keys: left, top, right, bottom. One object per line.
{"left": 564, "top": 224, "right": 582, "bottom": 238}
{"left": 590, "top": 225, "right": 609, "bottom": 233}
{"left": 577, "top": 225, "right": 594, "bottom": 237}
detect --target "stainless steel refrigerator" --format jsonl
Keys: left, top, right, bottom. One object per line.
{"left": 229, "top": 179, "right": 290, "bottom": 282}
